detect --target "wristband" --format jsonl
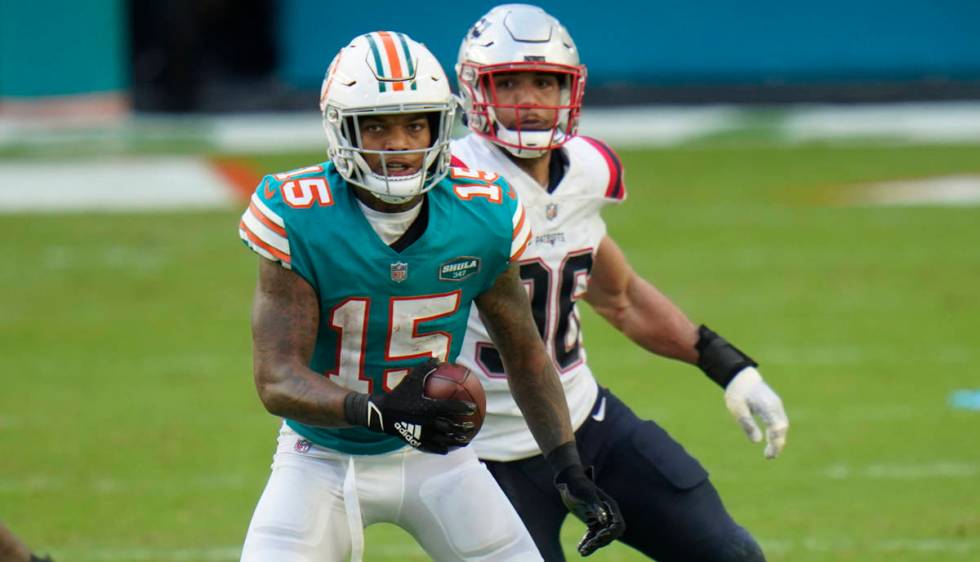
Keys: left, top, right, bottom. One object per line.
{"left": 343, "top": 392, "right": 369, "bottom": 426}
{"left": 695, "top": 324, "right": 757, "bottom": 388}
{"left": 546, "top": 441, "right": 583, "bottom": 476}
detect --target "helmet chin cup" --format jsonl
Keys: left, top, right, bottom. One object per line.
{"left": 348, "top": 148, "right": 437, "bottom": 202}
{"left": 362, "top": 171, "right": 426, "bottom": 204}
{"left": 495, "top": 126, "right": 553, "bottom": 159}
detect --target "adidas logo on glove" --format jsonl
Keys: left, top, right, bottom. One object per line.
{"left": 394, "top": 421, "right": 422, "bottom": 448}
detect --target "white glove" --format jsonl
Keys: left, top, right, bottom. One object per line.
{"left": 724, "top": 366, "right": 789, "bottom": 459}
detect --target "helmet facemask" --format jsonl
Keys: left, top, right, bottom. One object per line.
{"left": 458, "top": 61, "right": 586, "bottom": 159}
{"left": 323, "top": 102, "right": 456, "bottom": 203}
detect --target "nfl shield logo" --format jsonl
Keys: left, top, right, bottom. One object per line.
{"left": 294, "top": 439, "right": 312, "bottom": 453}
{"left": 545, "top": 203, "right": 559, "bottom": 220}
{"left": 391, "top": 261, "right": 408, "bottom": 283}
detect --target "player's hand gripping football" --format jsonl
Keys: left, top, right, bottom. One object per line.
{"left": 554, "top": 465, "right": 625, "bottom": 556}
{"left": 344, "top": 358, "right": 476, "bottom": 454}
{"left": 724, "top": 366, "right": 789, "bottom": 459}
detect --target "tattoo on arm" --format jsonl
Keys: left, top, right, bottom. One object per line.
{"left": 251, "top": 258, "right": 350, "bottom": 426}
{"left": 476, "top": 264, "right": 574, "bottom": 454}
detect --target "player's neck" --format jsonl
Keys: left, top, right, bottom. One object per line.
{"left": 352, "top": 186, "right": 423, "bottom": 213}
{"left": 501, "top": 149, "right": 552, "bottom": 191}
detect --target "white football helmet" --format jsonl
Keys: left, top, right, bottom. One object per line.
{"left": 456, "top": 4, "right": 586, "bottom": 158}
{"left": 320, "top": 32, "right": 456, "bottom": 203}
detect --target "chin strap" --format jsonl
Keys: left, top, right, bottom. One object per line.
{"left": 369, "top": 190, "right": 418, "bottom": 205}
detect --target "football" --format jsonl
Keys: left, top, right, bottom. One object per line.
{"left": 423, "top": 362, "right": 486, "bottom": 438}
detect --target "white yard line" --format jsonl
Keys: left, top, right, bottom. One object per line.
{"left": 782, "top": 101, "right": 980, "bottom": 144}
{"left": 850, "top": 174, "right": 980, "bottom": 206}
{"left": 824, "top": 462, "right": 978, "bottom": 479}
{"left": 761, "top": 344, "right": 975, "bottom": 366}
{"left": 578, "top": 106, "right": 743, "bottom": 147}
{"left": 209, "top": 103, "right": 980, "bottom": 151}
{"left": 0, "top": 474, "right": 253, "bottom": 494}
{"left": 1, "top": 105, "right": 978, "bottom": 213}
{"left": 4, "top": 102, "right": 980, "bottom": 156}
{"left": 0, "top": 156, "right": 238, "bottom": 213}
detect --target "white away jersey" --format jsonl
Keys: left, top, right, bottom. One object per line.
{"left": 452, "top": 133, "right": 627, "bottom": 461}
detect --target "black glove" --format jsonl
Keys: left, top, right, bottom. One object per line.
{"left": 549, "top": 443, "right": 625, "bottom": 556}
{"left": 344, "top": 358, "right": 476, "bottom": 454}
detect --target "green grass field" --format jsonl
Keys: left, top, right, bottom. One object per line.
{"left": 2, "top": 141, "right": 979, "bottom": 561}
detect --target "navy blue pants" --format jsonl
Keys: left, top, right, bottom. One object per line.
{"left": 483, "top": 387, "right": 765, "bottom": 562}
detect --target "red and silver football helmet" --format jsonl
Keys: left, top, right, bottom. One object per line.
{"left": 456, "top": 4, "right": 587, "bottom": 158}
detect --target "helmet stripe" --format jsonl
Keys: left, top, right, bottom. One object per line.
{"left": 397, "top": 33, "right": 418, "bottom": 91}
{"left": 363, "top": 33, "right": 388, "bottom": 92}
{"left": 377, "top": 31, "right": 405, "bottom": 91}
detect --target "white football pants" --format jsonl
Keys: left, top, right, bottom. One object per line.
{"left": 240, "top": 425, "right": 542, "bottom": 562}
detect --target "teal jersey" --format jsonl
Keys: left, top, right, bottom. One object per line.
{"left": 239, "top": 162, "right": 532, "bottom": 454}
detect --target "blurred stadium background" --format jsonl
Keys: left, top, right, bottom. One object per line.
{"left": 1, "top": 1, "right": 978, "bottom": 561}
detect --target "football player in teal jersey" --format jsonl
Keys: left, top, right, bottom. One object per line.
{"left": 237, "top": 32, "right": 623, "bottom": 562}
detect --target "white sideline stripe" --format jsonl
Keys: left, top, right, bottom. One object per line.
{"left": 577, "top": 106, "right": 742, "bottom": 147}
{"left": 3, "top": 103, "right": 980, "bottom": 156}
{"left": 0, "top": 157, "right": 238, "bottom": 213}
{"left": 208, "top": 103, "right": 980, "bottom": 151}
{"left": 50, "top": 538, "right": 977, "bottom": 560}
{"left": 852, "top": 174, "right": 980, "bottom": 206}
{"left": 212, "top": 113, "right": 323, "bottom": 153}
{"left": 782, "top": 101, "right": 980, "bottom": 143}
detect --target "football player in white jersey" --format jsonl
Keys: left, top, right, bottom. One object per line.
{"left": 452, "top": 5, "right": 790, "bottom": 561}
{"left": 237, "top": 31, "right": 623, "bottom": 562}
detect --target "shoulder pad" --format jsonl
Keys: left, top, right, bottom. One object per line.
{"left": 262, "top": 164, "right": 336, "bottom": 210}
{"left": 578, "top": 136, "right": 627, "bottom": 201}
{"left": 447, "top": 167, "right": 516, "bottom": 203}
{"left": 240, "top": 177, "right": 292, "bottom": 268}
{"left": 448, "top": 166, "right": 502, "bottom": 185}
